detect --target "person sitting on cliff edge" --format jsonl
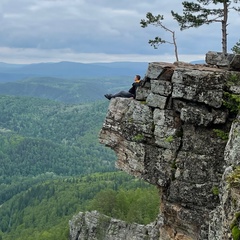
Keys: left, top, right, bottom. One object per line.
{"left": 104, "top": 75, "right": 141, "bottom": 100}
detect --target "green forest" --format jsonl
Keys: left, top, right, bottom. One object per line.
{"left": 0, "top": 172, "right": 159, "bottom": 240}
{"left": 0, "top": 95, "right": 116, "bottom": 203}
{"left": 0, "top": 93, "right": 160, "bottom": 240}
{"left": 0, "top": 76, "right": 132, "bottom": 103}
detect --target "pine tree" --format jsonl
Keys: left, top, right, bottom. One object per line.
{"left": 232, "top": 39, "right": 240, "bottom": 54}
{"left": 171, "top": 0, "right": 240, "bottom": 54}
{"left": 140, "top": 12, "right": 179, "bottom": 62}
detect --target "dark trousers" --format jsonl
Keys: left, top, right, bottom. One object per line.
{"left": 112, "top": 91, "right": 134, "bottom": 98}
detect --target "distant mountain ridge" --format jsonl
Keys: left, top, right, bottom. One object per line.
{"left": 0, "top": 75, "right": 135, "bottom": 103}
{"left": 0, "top": 60, "right": 205, "bottom": 103}
{"left": 0, "top": 61, "right": 149, "bottom": 82}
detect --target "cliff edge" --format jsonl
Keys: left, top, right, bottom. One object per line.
{"left": 69, "top": 52, "right": 240, "bottom": 240}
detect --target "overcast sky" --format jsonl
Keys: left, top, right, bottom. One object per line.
{"left": 0, "top": 0, "right": 239, "bottom": 64}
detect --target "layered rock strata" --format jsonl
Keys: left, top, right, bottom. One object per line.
{"left": 69, "top": 52, "right": 240, "bottom": 240}
{"left": 69, "top": 211, "right": 160, "bottom": 240}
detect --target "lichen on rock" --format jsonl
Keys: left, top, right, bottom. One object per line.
{"left": 69, "top": 52, "right": 240, "bottom": 240}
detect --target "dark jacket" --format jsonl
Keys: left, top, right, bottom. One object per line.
{"left": 128, "top": 81, "right": 141, "bottom": 98}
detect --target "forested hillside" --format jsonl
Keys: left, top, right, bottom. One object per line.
{"left": 0, "top": 76, "right": 132, "bottom": 103}
{"left": 0, "top": 95, "right": 109, "bottom": 145}
{"left": 0, "top": 95, "right": 116, "bottom": 202}
{"left": 0, "top": 88, "right": 159, "bottom": 240}
{"left": 0, "top": 172, "right": 159, "bottom": 240}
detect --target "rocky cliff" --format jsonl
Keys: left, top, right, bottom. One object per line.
{"left": 69, "top": 52, "right": 240, "bottom": 240}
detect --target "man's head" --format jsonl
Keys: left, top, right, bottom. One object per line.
{"left": 135, "top": 75, "right": 141, "bottom": 82}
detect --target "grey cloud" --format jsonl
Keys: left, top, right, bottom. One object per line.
{"left": 0, "top": 0, "right": 238, "bottom": 63}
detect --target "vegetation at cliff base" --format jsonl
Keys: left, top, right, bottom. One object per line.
{"left": 0, "top": 95, "right": 117, "bottom": 203}
{"left": 88, "top": 187, "right": 159, "bottom": 224}
{"left": 0, "top": 93, "right": 160, "bottom": 240}
{"left": 0, "top": 172, "right": 159, "bottom": 240}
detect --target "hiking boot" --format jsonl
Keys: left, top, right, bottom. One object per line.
{"left": 104, "top": 94, "right": 112, "bottom": 100}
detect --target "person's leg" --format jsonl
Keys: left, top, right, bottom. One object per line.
{"left": 112, "top": 91, "right": 134, "bottom": 98}
{"left": 104, "top": 94, "right": 113, "bottom": 100}
{"left": 105, "top": 91, "right": 134, "bottom": 100}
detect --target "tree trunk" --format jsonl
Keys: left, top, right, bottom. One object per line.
{"left": 172, "top": 31, "right": 179, "bottom": 62}
{"left": 222, "top": 1, "right": 228, "bottom": 54}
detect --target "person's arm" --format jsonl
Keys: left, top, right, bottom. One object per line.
{"left": 128, "top": 83, "right": 135, "bottom": 94}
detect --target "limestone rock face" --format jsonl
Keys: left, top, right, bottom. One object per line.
{"left": 209, "top": 114, "right": 240, "bottom": 240}
{"left": 69, "top": 53, "right": 240, "bottom": 240}
{"left": 205, "top": 51, "right": 240, "bottom": 70}
{"left": 69, "top": 211, "right": 160, "bottom": 240}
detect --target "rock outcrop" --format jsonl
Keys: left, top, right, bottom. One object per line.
{"left": 69, "top": 211, "right": 160, "bottom": 240}
{"left": 69, "top": 52, "right": 240, "bottom": 240}
{"left": 209, "top": 114, "right": 240, "bottom": 240}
